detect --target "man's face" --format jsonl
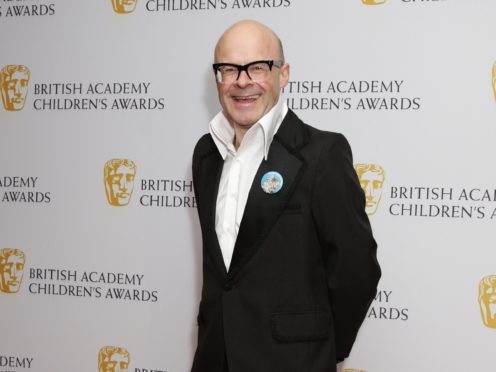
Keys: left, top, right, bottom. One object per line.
{"left": 112, "top": 0, "right": 137, "bottom": 13}
{"left": 0, "top": 254, "right": 25, "bottom": 293}
{"left": 1, "top": 70, "right": 29, "bottom": 111}
{"left": 479, "top": 277, "right": 496, "bottom": 328}
{"left": 359, "top": 170, "right": 384, "bottom": 215}
{"left": 215, "top": 25, "right": 289, "bottom": 131}
{"left": 100, "top": 352, "right": 129, "bottom": 372}
{"left": 106, "top": 164, "right": 135, "bottom": 206}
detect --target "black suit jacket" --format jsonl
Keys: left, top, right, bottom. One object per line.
{"left": 191, "top": 110, "right": 381, "bottom": 372}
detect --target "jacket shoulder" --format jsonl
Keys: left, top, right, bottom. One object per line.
{"left": 193, "top": 133, "right": 216, "bottom": 165}
{"left": 277, "top": 110, "right": 348, "bottom": 153}
{"left": 300, "top": 120, "right": 351, "bottom": 156}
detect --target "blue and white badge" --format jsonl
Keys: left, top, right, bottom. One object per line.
{"left": 261, "top": 171, "right": 283, "bottom": 194}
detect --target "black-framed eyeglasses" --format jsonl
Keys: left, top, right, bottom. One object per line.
{"left": 212, "top": 60, "right": 284, "bottom": 84}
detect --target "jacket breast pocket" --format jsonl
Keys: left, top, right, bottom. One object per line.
{"left": 270, "top": 310, "right": 330, "bottom": 342}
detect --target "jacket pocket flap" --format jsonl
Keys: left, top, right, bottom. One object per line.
{"left": 270, "top": 311, "right": 330, "bottom": 342}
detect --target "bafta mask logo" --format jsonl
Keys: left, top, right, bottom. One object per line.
{"left": 104, "top": 159, "right": 137, "bottom": 207}
{"left": 479, "top": 275, "right": 496, "bottom": 328}
{"left": 362, "top": 0, "right": 386, "bottom": 5}
{"left": 0, "top": 65, "right": 30, "bottom": 111}
{"left": 111, "top": 0, "right": 138, "bottom": 13}
{"left": 0, "top": 249, "right": 26, "bottom": 294}
{"left": 354, "top": 163, "right": 385, "bottom": 216}
{"left": 492, "top": 62, "right": 496, "bottom": 101}
{"left": 98, "top": 346, "right": 130, "bottom": 372}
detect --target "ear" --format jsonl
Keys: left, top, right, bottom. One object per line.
{"left": 279, "top": 63, "right": 290, "bottom": 89}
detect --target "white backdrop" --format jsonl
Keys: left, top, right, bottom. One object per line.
{"left": 1, "top": 1, "right": 495, "bottom": 371}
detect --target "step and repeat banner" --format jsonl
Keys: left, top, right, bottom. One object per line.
{"left": 1, "top": 1, "right": 495, "bottom": 371}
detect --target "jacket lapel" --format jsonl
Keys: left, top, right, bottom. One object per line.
{"left": 228, "top": 110, "right": 308, "bottom": 280}
{"left": 197, "top": 145, "right": 228, "bottom": 279}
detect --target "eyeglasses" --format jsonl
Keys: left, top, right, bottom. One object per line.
{"left": 212, "top": 60, "right": 284, "bottom": 84}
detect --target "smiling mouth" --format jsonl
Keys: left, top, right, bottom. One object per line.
{"left": 232, "top": 95, "right": 259, "bottom": 103}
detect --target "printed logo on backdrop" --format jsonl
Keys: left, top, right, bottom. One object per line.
{"left": 0, "top": 355, "right": 34, "bottom": 370}
{"left": 113, "top": 0, "right": 291, "bottom": 13}
{"left": 479, "top": 275, "right": 496, "bottom": 329}
{"left": 361, "top": 0, "right": 446, "bottom": 5}
{"left": 1, "top": 70, "right": 166, "bottom": 111}
{"left": 283, "top": 80, "right": 421, "bottom": 111}
{"left": 0, "top": 0, "right": 55, "bottom": 17}
{"left": 103, "top": 159, "right": 196, "bottom": 208}
{"left": 29, "top": 268, "right": 159, "bottom": 302}
{"left": 0, "top": 248, "right": 25, "bottom": 294}
{"left": 99, "top": 346, "right": 130, "bottom": 372}
{"left": 0, "top": 176, "right": 51, "bottom": 204}
{"left": 356, "top": 167, "right": 496, "bottom": 220}
{"left": 362, "top": 0, "right": 385, "bottom": 4}
{"left": 2, "top": 248, "right": 160, "bottom": 302}
{"left": 367, "top": 289, "right": 409, "bottom": 321}
{"left": 388, "top": 184, "right": 496, "bottom": 220}
{"left": 355, "top": 164, "right": 385, "bottom": 216}
{"left": 98, "top": 346, "right": 168, "bottom": 372}
{"left": 32, "top": 81, "right": 165, "bottom": 111}
{"left": 111, "top": 0, "right": 138, "bottom": 13}
{"left": 105, "top": 159, "right": 137, "bottom": 207}
{"left": 492, "top": 62, "right": 496, "bottom": 101}
{"left": 0, "top": 65, "right": 30, "bottom": 111}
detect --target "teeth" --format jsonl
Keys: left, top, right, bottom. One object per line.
{"left": 235, "top": 96, "right": 256, "bottom": 100}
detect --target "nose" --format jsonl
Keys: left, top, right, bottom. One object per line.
{"left": 235, "top": 70, "right": 252, "bottom": 88}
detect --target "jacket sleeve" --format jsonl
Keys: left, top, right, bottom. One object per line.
{"left": 310, "top": 133, "right": 381, "bottom": 361}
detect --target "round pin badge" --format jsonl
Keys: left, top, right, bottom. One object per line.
{"left": 261, "top": 171, "right": 283, "bottom": 194}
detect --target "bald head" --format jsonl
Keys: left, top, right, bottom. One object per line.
{"left": 214, "top": 20, "right": 285, "bottom": 63}
{"left": 212, "top": 20, "right": 290, "bottom": 139}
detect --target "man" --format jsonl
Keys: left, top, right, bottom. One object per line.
{"left": 192, "top": 20, "right": 380, "bottom": 372}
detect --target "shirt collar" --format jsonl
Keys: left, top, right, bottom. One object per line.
{"left": 209, "top": 96, "right": 288, "bottom": 160}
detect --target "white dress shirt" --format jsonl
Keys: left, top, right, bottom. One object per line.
{"left": 210, "top": 97, "right": 288, "bottom": 270}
